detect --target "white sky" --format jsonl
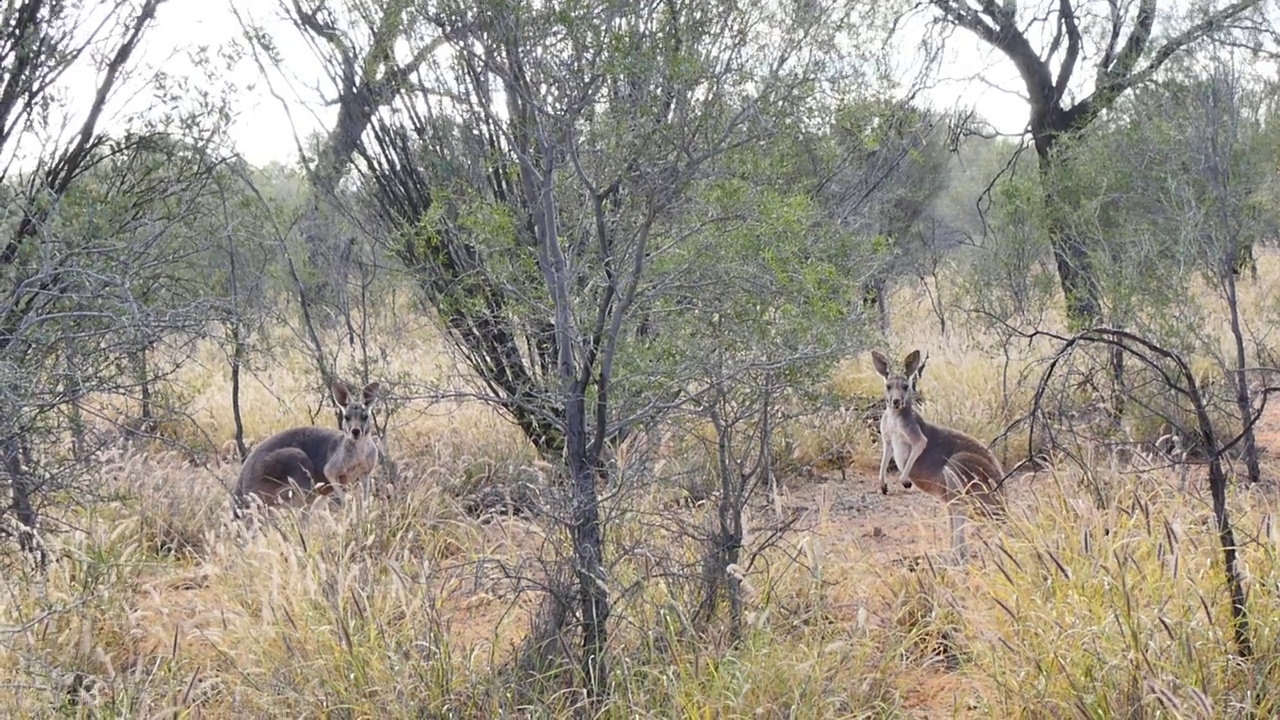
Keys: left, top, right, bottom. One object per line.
{"left": 90, "top": 0, "right": 1033, "bottom": 169}
{"left": 144, "top": 1, "right": 331, "bottom": 167}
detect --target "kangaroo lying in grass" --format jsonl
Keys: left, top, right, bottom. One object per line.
{"left": 872, "top": 350, "right": 1004, "bottom": 558}
{"left": 233, "top": 380, "right": 381, "bottom": 516}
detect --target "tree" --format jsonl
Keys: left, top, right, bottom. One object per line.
{"left": 1025, "top": 327, "right": 1257, "bottom": 657}
{"left": 812, "top": 102, "right": 962, "bottom": 330}
{"left": 346, "top": 0, "right": 885, "bottom": 704}
{"left": 1083, "top": 55, "right": 1276, "bottom": 480}
{"left": 0, "top": 0, "right": 237, "bottom": 555}
{"left": 925, "top": 0, "right": 1270, "bottom": 327}
{"left": 660, "top": 180, "right": 865, "bottom": 639}
{"left": 2, "top": 0, "right": 164, "bottom": 550}
{"left": 234, "top": 0, "right": 463, "bottom": 319}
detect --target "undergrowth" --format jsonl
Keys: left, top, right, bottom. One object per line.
{"left": 4, "top": 274, "right": 1280, "bottom": 717}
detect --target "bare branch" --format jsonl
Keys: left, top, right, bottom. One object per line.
{"left": 1054, "top": 0, "right": 1082, "bottom": 99}
{"left": 1074, "top": 0, "right": 1263, "bottom": 123}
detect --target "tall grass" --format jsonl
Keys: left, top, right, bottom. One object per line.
{"left": 4, "top": 258, "right": 1280, "bottom": 717}
{"left": 9, "top": 449, "right": 1279, "bottom": 716}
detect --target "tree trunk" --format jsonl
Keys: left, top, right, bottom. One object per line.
{"left": 860, "top": 278, "right": 889, "bottom": 333}
{"left": 294, "top": 58, "right": 383, "bottom": 315}
{"left": 1047, "top": 220, "right": 1103, "bottom": 329}
{"left": 1037, "top": 131, "right": 1123, "bottom": 423}
{"left": 1084, "top": 330, "right": 1253, "bottom": 657}
{"left": 3, "top": 437, "right": 40, "bottom": 559}
{"left": 719, "top": 435, "right": 745, "bottom": 642}
{"left": 1223, "top": 262, "right": 1261, "bottom": 483}
{"left": 1205, "top": 435, "right": 1252, "bottom": 657}
{"left": 226, "top": 230, "right": 248, "bottom": 460}
{"left": 698, "top": 400, "right": 746, "bottom": 639}
{"left": 133, "top": 344, "right": 154, "bottom": 433}
{"left": 229, "top": 322, "right": 247, "bottom": 459}
{"left": 1232, "top": 240, "right": 1257, "bottom": 281}
{"left": 64, "top": 334, "right": 87, "bottom": 459}
{"left": 1170, "top": 334, "right": 1252, "bottom": 657}
{"left": 298, "top": 199, "right": 342, "bottom": 315}
{"left": 1037, "top": 138, "right": 1103, "bottom": 329}
{"left": 1108, "top": 345, "right": 1126, "bottom": 423}
{"left": 565, "top": 384, "right": 608, "bottom": 706}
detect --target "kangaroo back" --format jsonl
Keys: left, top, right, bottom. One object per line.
{"left": 235, "top": 446, "right": 319, "bottom": 510}
{"left": 911, "top": 416, "right": 1005, "bottom": 504}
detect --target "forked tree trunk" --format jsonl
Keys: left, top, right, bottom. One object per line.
{"left": 531, "top": 133, "right": 609, "bottom": 703}
{"left": 717, "top": 414, "right": 746, "bottom": 641}
{"left": 698, "top": 400, "right": 746, "bottom": 639}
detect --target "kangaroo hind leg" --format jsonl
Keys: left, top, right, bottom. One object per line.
{"left": 252, "top": 448, "right": 319, "bottom": 508}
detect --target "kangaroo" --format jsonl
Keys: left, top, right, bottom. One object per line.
{"left": 872, "top": 350, "right": 1004, "bottom": 557}
{"left": 232, "top": 380, "right": 382, "bottom": 515}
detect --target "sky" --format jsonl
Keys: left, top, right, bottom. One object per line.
{"left": 79, "top": 0, "right": 1034, "bottom": 169}
{"left": 145, "top": 1, "right": 330, "bottom": 167}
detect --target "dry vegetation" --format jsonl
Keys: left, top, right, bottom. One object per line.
{"left": 4, "top": 262, "right": 1280, "bottom": 719}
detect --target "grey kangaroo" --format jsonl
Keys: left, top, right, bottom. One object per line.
{"left": 872, "top": 350, "right": 1004, "bottom": 557}
{"left": 233, "top": 380, "right": 381, "bottom": 515}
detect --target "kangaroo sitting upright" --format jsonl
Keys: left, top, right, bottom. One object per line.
{"left": 872, "top": 350, "right": 1004, "bottom": 558}
{"left": 233, "top": 380, "right": 381, "bottom": 515}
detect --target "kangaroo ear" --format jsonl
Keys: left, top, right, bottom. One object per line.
{"left": 914, "top": 352, "right": 929, "bottom": 382}
{"left": 331, "top": 381, "right": 352, "bottom": 407}
{"left": 903, "top": 350, "right": 923, "bottom": 378}
{"left": 870, "top": 351, "right": 891, "bottom": 378}
{"left": 361, "top": 382, "right": 382, "bottom": 406}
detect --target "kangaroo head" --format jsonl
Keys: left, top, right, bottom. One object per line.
{"left": 331, "top": 381, "right": 381, "bottom": 441}
{"left": 871, "top": 349, "right": 925, "bottom": 411}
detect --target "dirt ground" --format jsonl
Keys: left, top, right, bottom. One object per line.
{"left": 778, "top": 466, "right": 1000, "bottom": 718}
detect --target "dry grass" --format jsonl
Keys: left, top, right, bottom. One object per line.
{"left": 5, "top": 257, "right": 1280, "bottom": 717}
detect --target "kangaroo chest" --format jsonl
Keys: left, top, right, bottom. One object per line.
{"left": 323, "top": 441, "right": 378, "bottom": 486}
{"left": 881, "top": 408, "right": 924, "bottom": 469}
